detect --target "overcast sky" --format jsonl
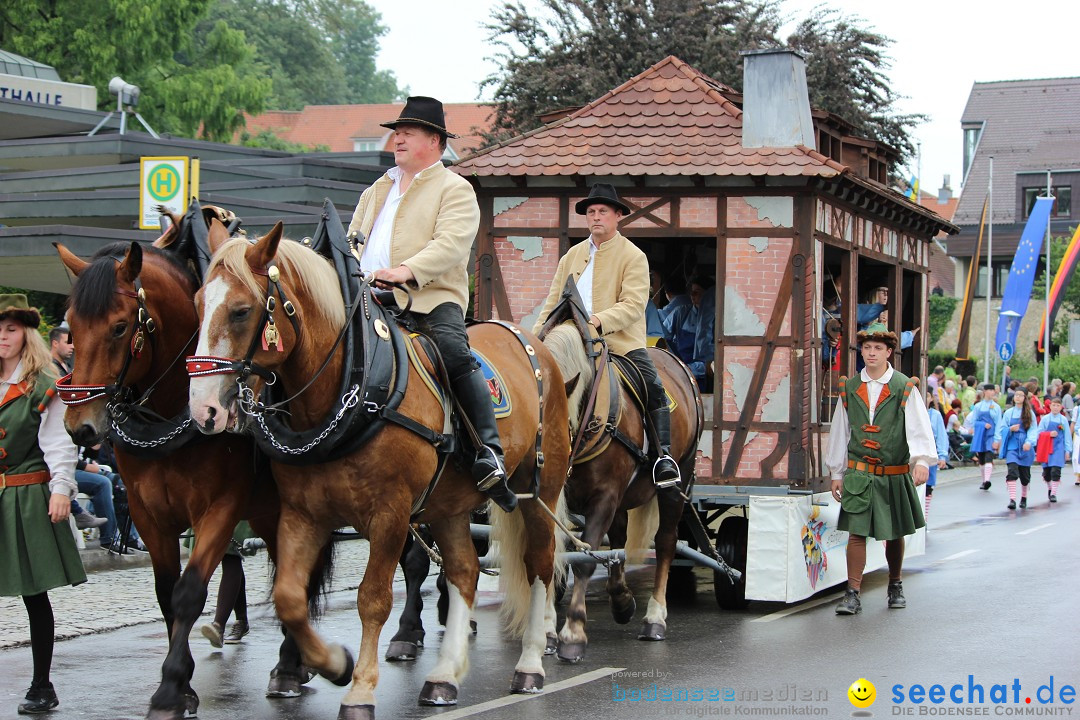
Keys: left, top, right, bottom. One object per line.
{"left": 370, "top": 0, "right": 1080, "bottom": 195}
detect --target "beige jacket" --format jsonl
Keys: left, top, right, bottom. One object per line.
{"left": 347, "top": 162, "right": 480, "bottom": 314}
{"left": 533, "top": 232, "right": 648, "bottom": 355}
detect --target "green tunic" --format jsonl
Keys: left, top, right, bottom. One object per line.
{"left": 0, "top": 375, "right": 87, "bottom": 596}
{"left": 837, "top": 372, "right": 926, "bottom": 541}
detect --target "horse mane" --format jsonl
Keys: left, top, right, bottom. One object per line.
{"left": 70, "top": 242, "right": 196, "bottom": 318}
{"left": 542, "top": 322, "right": 594, "bottom": 434}
{"left": 210, "top": 237, "right": 346, "bottom": 330}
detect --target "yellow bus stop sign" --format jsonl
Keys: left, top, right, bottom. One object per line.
{"left": 139, "top": 156, "right": 189, "bottom": 229}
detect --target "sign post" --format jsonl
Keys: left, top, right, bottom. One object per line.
{"left": 139, "top": 156, "right": 189, "bottom": 229}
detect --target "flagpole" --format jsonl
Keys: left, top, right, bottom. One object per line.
{"left": 984, "top": 156, "right": 993, "bottom": 384}
{"left": 1045, "top": 169, "right": 1052, "bottom": 390}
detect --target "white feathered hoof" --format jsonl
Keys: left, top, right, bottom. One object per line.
{"left": 337, "top": 704, "right": 375, "bottom": 720}
{"left": 638, "top": 622, "right": 666, "bottom": 641}
{"left": 511, "top": 672, "right": 544, "bottom": 694}
{"left": 544, "top": 633, "right": 558, "bottom": 656}
{"left": 418, "top": 681, "right": 458, "bottom": 706}
{"left": 385, "top": 640, "right": 419, "bottom": 662}
{"left": 557, "top": 640, "right": 587, "bottom": 663}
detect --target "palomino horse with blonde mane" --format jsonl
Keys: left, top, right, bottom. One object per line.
{"left": 541, "top": 296, "right": 703, "bottom": 661}
{"left": 54, "top": 204, "right": 324, "bottom": 720}
{"left": 187, "top": 221, "right": 570, "bottom": 719}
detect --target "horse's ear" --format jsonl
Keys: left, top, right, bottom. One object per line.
{"left": 55, "top": 243, "right": 89, "bottom": 277}
{"left": 117, "top": 242, "right": 143, "bottom": 284}
{"left": 245, "top": 222, "right": 283, "bottom": 270}
{"left": 207, "top": 217, "right": 230, "bottom": 254}
{"left": 564, "top": 375, "right": 580, "bottom": 398}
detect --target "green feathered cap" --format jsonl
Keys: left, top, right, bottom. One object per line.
{"left": 0, "top": 294, "right": 41, "bottom": 329}
{"left": 856, "top": 321, "right": 897, "bottom": 349}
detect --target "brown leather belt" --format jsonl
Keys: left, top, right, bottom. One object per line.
{"left": 0, "top": 470, "right": 50, "bottom": 488}
{"left": 847, "top": 460, "right": 909, "bottom": 476}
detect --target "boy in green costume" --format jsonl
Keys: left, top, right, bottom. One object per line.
{"left": 826, "top": 322, "right": 936, "bottom": 615}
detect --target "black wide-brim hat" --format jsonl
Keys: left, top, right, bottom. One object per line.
{"left": 575, "top": 183, "right": 632, "bottom": 215}
{"left": 0, "top": 293, "right": 41, "bottom": 329}
{"left": 380, "top": 96, "right": 459, "bottom": 139}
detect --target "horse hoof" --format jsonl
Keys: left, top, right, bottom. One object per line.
{"left": 385, "top": 640, "right": 418, "bottom": 662}
{"left": 418, "top": 681, "right": 458, "bottom": 706}
{"left": 266, "top": 669, "right": 303, "bottom": 698}
{"left": 321, "top": 644, "right": 355, "bottom": 687}
{"left": 337, "top": 704, "right": 375, "bottom": 720}
{"left": 557, "top": 641, "right": 586, "bottom": 663}
{"left": 611, "top": 596, "right": 636, "bottom": 625}
{"left": 544, "top": 633, "right": 558, "bottom": 656}
{"left": 146, "top": 708, "right": 185, "bottom": 720}
{"left": 510, "top": 672, "right": 544, "bottom": 694}
{"left": 638, "top": 622, "right": 666, "bottom": 641}
{"left": 470, "top": 619, "right": 478, "bottom": 635}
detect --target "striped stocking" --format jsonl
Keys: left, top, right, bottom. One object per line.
{"left": 1007, "top": 480, "right": 1017, "bottom": 501}
{"left": 1051, "top": 480, "right": 1060, "bottom": 497}
{"left": 983, "top": 463, "right": 994, "bottom": 485}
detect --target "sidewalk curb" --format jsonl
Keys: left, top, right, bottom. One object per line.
{"left": 79, "top": 545, "right": 189, "bottom": 573}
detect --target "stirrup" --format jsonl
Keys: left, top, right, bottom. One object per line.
{"left": 474, "top": 446, "right": 507, "bottom": 491}
{"left": 652, "top": 455, "right": 681, "bottom": 489}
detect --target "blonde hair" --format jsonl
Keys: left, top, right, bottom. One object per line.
{"left": 17, "top": 325, "right": 54, "bottom": 393}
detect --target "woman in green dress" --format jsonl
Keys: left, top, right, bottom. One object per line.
{"left": 0, "top": 295, "right": 86, "bottom": 714}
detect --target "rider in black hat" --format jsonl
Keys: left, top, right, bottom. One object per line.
{"left": 347, "top": 96, "right": 518, "bottom": 512}
{"left": 535, "top": 184, "right": 682, "bottom": 487}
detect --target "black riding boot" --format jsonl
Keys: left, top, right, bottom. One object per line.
{"left": 454, "top": 368, "right": 518, "bottom": 513}
{"left": 650, "top": 408, "right": 681, "bottom": 488}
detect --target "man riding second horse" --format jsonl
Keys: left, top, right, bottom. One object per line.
{"left": 533, "top": 184, "right": 681, "bottom": 487}
{"left": 346, "top": 96, "right": 518, "bottom": 512}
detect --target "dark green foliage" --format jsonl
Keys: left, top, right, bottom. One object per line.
{"left": 928, "top": 294, "right": 959, "bottom": 348}
{"left": 482, "top": 0, "right": 922, "bottom": 163}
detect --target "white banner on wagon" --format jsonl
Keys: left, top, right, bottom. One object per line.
{"left": 745, "top": 489, "right": 926, "bottom": 603}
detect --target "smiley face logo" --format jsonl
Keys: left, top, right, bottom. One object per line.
{"left": 848, "top": 678, "right": 876, "bottom": 708}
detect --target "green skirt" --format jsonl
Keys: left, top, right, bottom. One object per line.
{"left": 838, "top": 470, "right": 925, "bottom": 541}
{"left": 0, "top": 482, "right": 87, "bottom": 596}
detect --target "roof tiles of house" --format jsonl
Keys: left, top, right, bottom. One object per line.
{"left": 954, "top": 77, "right": 1080, "bottom": 227}
{"left": 454, "top": 55, "right": 847, "bottom": 178}
{"left": 243, "top": 102, "right": 494, "bottom": 155}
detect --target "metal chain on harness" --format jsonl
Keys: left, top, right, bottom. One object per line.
{"left": 246, "top": 384, "right": 362, "bottom": 456}
{"left": 110, "top": 415, "right": 193, "bottom": 449}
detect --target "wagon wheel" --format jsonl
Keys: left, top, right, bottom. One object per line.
{"left": 713, "top": 516, "right": 748, "bottom": 610}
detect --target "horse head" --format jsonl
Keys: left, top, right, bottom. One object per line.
{"left": 188, "top": 222, "right": 345, "bottom": 435}
{"left": 56, "top": 240, "right": 197, "bottom": 446}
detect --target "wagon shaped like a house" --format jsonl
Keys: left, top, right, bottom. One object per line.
{"left": 454, "top": 52, "right": 957, "bottom": 606}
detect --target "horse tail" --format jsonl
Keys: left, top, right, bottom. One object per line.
{"left": 490, "top": 489, "right": 572, "bottom": 638}
{"left": 542, "top": 322, "right": 593, "bottom": 433}
{"left": 625, "top": 495, "right": 660, "bottom": 565}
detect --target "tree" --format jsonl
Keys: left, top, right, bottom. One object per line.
{"left": 204, "top": 0, "right": 404, "bottom": 109}
{"left": 481, "top": 0, "right": 921, "bottom": 163}
{"left": 0, "top": 0, "right": 270, "bottom": 140}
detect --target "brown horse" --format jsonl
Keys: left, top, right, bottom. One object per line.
{"left": 55, "top": 219, "right": 317, "bottom": 720}
{"left": 187, "top": 224, "right": 571, "bottom": 719}
{"left": 542, "top": 320, "right": 703, "bottom": 661}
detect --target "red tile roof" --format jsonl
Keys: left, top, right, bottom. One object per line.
{"left": 243, "top": 103, "right": 494, "bottom": 156}
{"left": 454, "top": 56, "right": 846, "bottom": 178}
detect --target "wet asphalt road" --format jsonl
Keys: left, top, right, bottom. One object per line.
{"left": 1, "top": 466, "right": 1078, "bottom": 720}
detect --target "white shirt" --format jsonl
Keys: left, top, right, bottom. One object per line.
{"left": 0, "top": 359, "right": 78, "bottom": 497}
{"left": 825, "top": 364, "right": 937, "bottom": 481}
{"left": 577, "top": 240, "right": 598, "bottom": 316}
{"left": 360, "top": 161, "right": 444, "bottom": 275}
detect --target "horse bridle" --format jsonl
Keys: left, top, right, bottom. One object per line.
{"left": 185, "top": 263, "right": 299, "bottom": 388}
{"left": 55, "top": 274, "right": 158, "bottom": 408}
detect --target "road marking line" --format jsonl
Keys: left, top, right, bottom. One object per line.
{"left": 938, "top": 549, "right": 979, "bottom": 563}
{"left": 1016, "top": 523, "right": 1055, "bottom": 536}
{"left": 750, "top": 592, "right": 845, "bottom": 623}
{"left": 429, "top": 667, "right": 624, "bottom": 719}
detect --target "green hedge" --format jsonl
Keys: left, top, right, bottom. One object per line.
{"left": 928, "top": 295, "right": 959, "bottom": 348}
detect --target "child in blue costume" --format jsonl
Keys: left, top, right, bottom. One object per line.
{"left": 972, "top": 383, "right": 1003, "bottom": 490}
{"left": 995, "top": 388, "right": 1038, "bottom": 510}
{"left": 1036, "top": 396, "right": 1072, "bottom": 503}
{"left": 926, "top": 392, "right": 949, "bottom": 519}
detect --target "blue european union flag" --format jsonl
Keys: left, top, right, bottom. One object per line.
{"left": 994, "top": 197, "right": 1054, "bottom": 351}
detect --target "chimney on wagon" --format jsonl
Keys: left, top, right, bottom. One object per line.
{"left": 740, "top": 49, "right": 816, "bottom": 150}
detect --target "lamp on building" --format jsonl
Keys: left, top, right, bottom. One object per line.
{"left": 87, "top": 76, "right": 158, "bottom": 138}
